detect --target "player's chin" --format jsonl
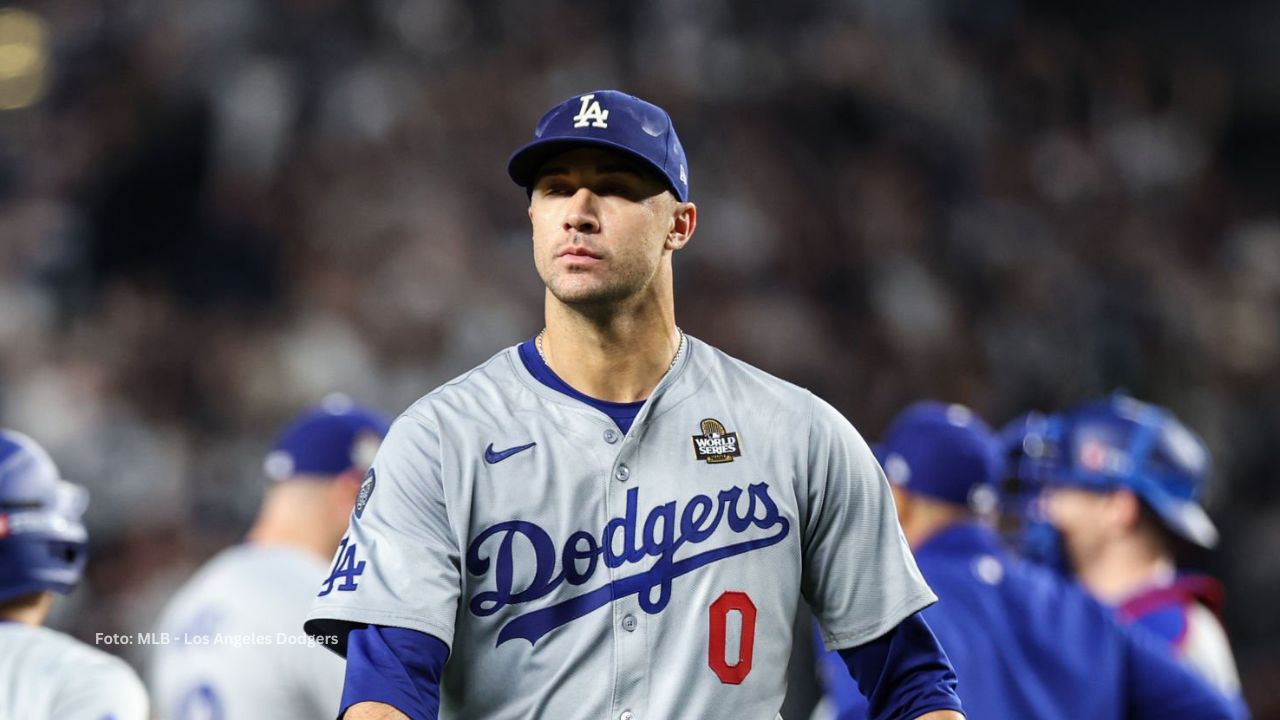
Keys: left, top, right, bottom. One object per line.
{"left": 547, "top": 277, "right": 633, "bottom": 307}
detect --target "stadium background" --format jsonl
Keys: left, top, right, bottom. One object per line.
{"left": 1, "top": 0, "right": 1278, "bottom": 716}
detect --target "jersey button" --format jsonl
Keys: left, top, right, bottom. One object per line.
{"left": 614, "top": 465, "right": 630, "bottom": 482}
{"left": 622, "top": 614, "right": 638, "bottom": 632}
{"left": 604, "top": 428, "right": 620, "bottom": 444}
{"left": 620, "top": 712, "right": 634, "bottom": 720}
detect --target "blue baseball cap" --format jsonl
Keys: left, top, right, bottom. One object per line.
{"left": 263, "top": 395, "right": 392, "bottom": 482}
{"left": 876, "top": 402, "right": 1005, "bottom": 511}
{"left": 508, "top": 90, "right": 690, "bottom": 201}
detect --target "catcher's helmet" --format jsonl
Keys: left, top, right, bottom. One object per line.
{"left": 997, "top": 411, "right": 1069, "bottom": 572}
{"left": 0, "top": 430, "right": 89, "bottom": 603}
{"left": 1031, "top": 394, "right": 1218, "bottom": 548}
{"left": 998, "top": 410, "right": 1053, "bottom": 511}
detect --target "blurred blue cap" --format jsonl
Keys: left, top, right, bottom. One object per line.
{"left": 876, "top": 402, "right": 1004, "bottom": 511}
{"left": 508, "top": 90, "right": 690, "bottom": 201}
{"left": 263, "top": 395, "right": 391, "bottom": 482}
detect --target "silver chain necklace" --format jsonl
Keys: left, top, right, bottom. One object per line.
{"left": 536, "top": 327, "right": 686, "bottom": 373}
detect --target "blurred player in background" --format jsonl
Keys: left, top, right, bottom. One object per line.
{"left": 1032, "top": 395, "right": 1246, "bottom": 711}
{"left": 0, "top": 429, "right": 150, "bottom": 720}
{"left": 305, "top": 90, "right": 963, "bottom": 720}
{"left": 813, "top": 402, "right": 1241, "bottom": 720}
{"left": 150, "top": 396, "right": 390, "bottom": 720}
{"left": 994, "top": 411, "right": 1071, "bottom": 574}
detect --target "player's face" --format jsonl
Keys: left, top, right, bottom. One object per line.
{"left": 528, "top": 148, "right": 693, "bottom": 308}
{"left": 1043, "top": 485, "right": 1123, "bottom": 568}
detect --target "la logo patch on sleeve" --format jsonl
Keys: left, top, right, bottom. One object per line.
{"left": 692, "top": 418, "right": 741, "bottom": 464}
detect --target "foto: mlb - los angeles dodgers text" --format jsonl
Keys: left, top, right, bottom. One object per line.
{"left": 95, "top": 632, "right": 339, "bottom": 649}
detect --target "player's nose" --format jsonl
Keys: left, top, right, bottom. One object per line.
{"left": 562, "top": 188, "right": 601, "bottom": 234}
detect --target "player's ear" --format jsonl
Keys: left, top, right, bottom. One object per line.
{"left": 665, "top": 201, "right": 696, "bottom": 251}
{"left": 1109, "top": 489, "right": 1142, "bottom": 533}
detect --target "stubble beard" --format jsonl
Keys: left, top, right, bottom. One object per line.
{"left": 546, "top": 270, "right": 643, "bottom": 312}
{"left": 543, "top": 254, "right": 661, "bottom": 314}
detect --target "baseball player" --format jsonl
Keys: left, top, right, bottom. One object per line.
{"left": 1027, "top": 395, "right": 1247, "bottom": 710}
{"left": 811, "top": 402, "right": 1240, "bottom": 720}
{"left": 305, "top": 90, "right": 964, "bottom": 720}
{"left": 150, "top": 397, "right": 390, "bottom": 720}
{"left": 0, "top": 429, "right": 150, "bottom": 720}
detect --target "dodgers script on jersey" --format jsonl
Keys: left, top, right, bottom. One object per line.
{"left": 151, "top": 544, "right": 345, "bottom": 720}
{"left": 0, "top": 622, "right": 149, "bottom": 720}
{"left": 306, "top": 336, "right": 936, "bottom": 720}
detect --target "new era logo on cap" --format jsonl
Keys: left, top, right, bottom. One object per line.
{"left": 508, "top": 90, "right": 690, "bottom": 201}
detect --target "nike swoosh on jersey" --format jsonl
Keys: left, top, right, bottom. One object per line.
{"left": 484, "top": 442, "right": 536, "bottom": 464}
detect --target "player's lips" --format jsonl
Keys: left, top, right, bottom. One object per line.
{"left": 556, "top": 246, "right": 604, "bottom": 264}
{"left": 557, "top": 246, "right": 603, "bottom": 259}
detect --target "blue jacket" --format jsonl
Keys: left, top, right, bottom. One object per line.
{"left": 816, "top": 522, "right": 1240, "bottom": 720}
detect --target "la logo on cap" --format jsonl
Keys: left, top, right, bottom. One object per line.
{"left": 572, "top": 93, "right": 609, "bottom": 128}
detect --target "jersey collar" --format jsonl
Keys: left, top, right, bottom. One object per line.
{"left": 506, "top": 333, "right": 709, "bottom": 436}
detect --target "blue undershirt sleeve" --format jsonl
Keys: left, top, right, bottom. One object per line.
{"left": 836, "top": 612, "right": 963, "bottom": 720}
{"left": 339, "top": 625, "right": 448, "bottom": 720}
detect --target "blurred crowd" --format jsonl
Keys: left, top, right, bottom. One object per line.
{"left": 1, "top": 0, "right": 1278, "bottom": 715}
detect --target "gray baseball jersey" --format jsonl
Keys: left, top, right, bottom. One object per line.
{"left": 306, "top": 336, "right": 935, "bottom": 719}
{"left": 0, "top": 623, "right": 149, "bottom": 720}
{"left": 150, "top": 544, "right": 345, "bottom": 720}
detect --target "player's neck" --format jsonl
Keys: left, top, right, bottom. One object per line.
{"left": 0, "top": 592, "right": 54, "bottom": 626}
{"left": 246, "top": 521, "right": 338, "bottom": 563}
{"left": 898, "top": 496, "right": 972, "bottom": 550}
{"left": 1077, "top": 538, "right": 1176, "bottom": 604}
{"left": 541, "top": 294, "right": 682, "bottom": 403}
{"left": 247, "top": 484, "right": 343, "bottom": 563}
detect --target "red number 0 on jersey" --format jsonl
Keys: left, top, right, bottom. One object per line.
{"left": 708, "top": 591, "right": 757, "bottom": 684}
